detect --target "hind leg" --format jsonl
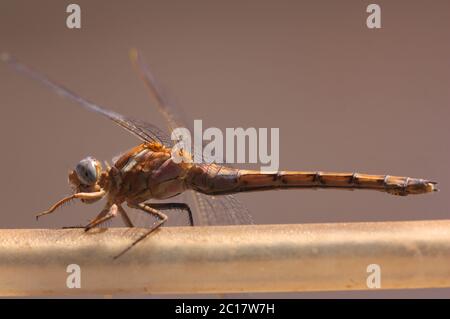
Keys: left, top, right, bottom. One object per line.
{"left": 143, "top": 202, "right": 194, "bottom": 226}
{"left": 113, "top": 203, "right": 168, "bottom": 259}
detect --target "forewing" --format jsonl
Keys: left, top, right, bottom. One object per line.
{"left": 2, "top": 53, "right": 172, "bottom": 147}
{"left": 129, "top": 48, "right": 189, "bottom": 132}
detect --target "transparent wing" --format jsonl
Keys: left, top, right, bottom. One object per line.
{"left": 130, "top": 49, "right": 254, "bottom": 225}
{"left": 2, "top": 53, "right": 172, "bottom": 147}
{"left": 190, "top": 191, "right": 254, "bottom": 225}
{"left": 121, "top": 117, "right": 173, "bottom": 147}
{"left": 129, "top": 48, "right": 189, "bottom": 132}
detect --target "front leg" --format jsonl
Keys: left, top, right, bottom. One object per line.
{"left": 36, "top": 190, "right": 106, "bottom": 220}
{"left": 113, "top": 203, "right": 168, "bottom": 259}
{"left": 60, "top": 204, "right": 119, "bottom": 230}
{"left": 84, "top": 204, "right": 119, "bottom": 231}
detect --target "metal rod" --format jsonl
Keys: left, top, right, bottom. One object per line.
{"left": 0, "top": 220, "right": 449, "bottom": 296}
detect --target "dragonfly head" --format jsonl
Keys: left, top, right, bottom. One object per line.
{"left": 35, "top": 156, "right": 109, "bottom": 221}
{"left": 68, "top": 156, "right": 106, "bottom": 203}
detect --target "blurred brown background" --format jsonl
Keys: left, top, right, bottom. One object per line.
{"left": 0, "top": 0, "right": 449, "bottom": 298}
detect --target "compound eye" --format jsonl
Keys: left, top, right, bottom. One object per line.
{"left": 75, "top": 157, "right": 98, "bottom": 185}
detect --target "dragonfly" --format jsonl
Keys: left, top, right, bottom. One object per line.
{"left": 1, "top": 50, "right": 438, "bottom": 258}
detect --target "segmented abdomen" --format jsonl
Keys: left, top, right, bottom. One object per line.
{"left": 186, "top": 164, "right": 437, "bottom": 196}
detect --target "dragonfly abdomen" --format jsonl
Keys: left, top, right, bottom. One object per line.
{"left": 236, "top": 171, "right": 437, "bottom": 196}
{"left": 187, "top": 165, "right": 437, "bottom": 196}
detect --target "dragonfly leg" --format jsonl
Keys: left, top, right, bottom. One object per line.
{"left": 143, "top": 202, "right": 194, "bottom": 226}
{"left": 36, "top": 190, "right": 106, "bottom": 220}
{"left": 84, "top": 204, "right": 119, "bottom": 232}
{"left": 117, "top": 204, "right": 134, "bottom": 227}
{"left": 113, "top": 203, "right": 168, "bottom": 259}
{"left": 62, "top": 225, "right": 85, "bottom": 229}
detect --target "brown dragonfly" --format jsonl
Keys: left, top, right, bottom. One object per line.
{"left": 2, "top": 50, "right": 438, "bottom": 258}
